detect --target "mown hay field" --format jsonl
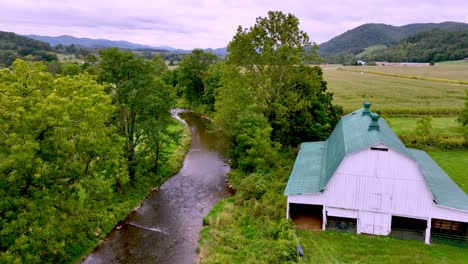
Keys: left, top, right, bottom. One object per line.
{"left": 322, "top": 65, "right": 467, "bottom": 115}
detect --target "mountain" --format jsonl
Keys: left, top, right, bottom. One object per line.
{"left": 0, "top": 31, "right": 57, "bottom": 67}
{"left": 25, "top": 34, "right": 229, "bottom": 56}
{"left": 361, "top": 28, "right": 468, "bottom": 63}
{"left": 26, "top": 34, "right": 174, "bottom": 51}
{"left": 319, "top": 21, "right": 468, "bottom": 57}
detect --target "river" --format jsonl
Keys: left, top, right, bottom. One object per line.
{"left": 82, "top": 110, "right": 230, "bottom": 264}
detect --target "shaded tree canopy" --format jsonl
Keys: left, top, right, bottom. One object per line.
{"left": 216, "top": 11, "right": 342, "bottom": 154}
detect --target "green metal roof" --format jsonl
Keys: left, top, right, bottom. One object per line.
{"left": 409, "top": 149, "right": 468, "bottom": 211}
{"left": 285, "top": 103, "right": 468, "bottom": 212}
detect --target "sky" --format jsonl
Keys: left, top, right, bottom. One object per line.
{"left": 1, "top": 0, "right": 468, "bottom": 49}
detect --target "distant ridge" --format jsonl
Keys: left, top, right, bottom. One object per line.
{"left": 319, "top": 21, "right": 468, "bottom": 57}
{"left": 25, "top": 34, "right": 228, "bottom": 56}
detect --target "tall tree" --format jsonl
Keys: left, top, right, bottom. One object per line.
{"left": 98, "top": 48, "right": 174, "bottom": 181}
{"left": 216, "top": 11, "right": 342, "bottom": 148}
{"left": 0, "top": 60, "right": 126, "bottom": 262}
{"left": 177, "top": 49, "right": 218, "bottom": 106}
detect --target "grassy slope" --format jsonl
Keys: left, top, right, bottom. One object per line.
{"left": 387, "top": 116, "right": 464, "bottom": 137}
{"left": 323, "top": 66, "right": 466, "bottom": 114}
{"left": 297, "top": 230, "right": 468, "bottom": 264}
{"left": 344, "top": 65, "right": 468, "bottom": 81}
{"left": 429, "top": 149, "right": 468, "bottom": 193}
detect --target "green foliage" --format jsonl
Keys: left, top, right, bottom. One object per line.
{"left": 458, "top": 90, "right": 468, "bottom": 126}
{"left": 176, "top": 49, "right": 219, "bottom": 106}
{"left": 0, "top": 60, "right": 127, "bottom": 263}
{"left": 415, "top": 115, "right": 433, "bottom": 136}
{"left": 217, "top": 11, "right": 342, "bottom": 149}
{"left": 362, "top": 29, "right": 468, "bottom": 63}
{"left": 98, "top": 48, "right": 175, "bottom": 182}
{"left": 0, "top": 31, "right": 58, "bottom": 67}
{"left": 320, "top": 22, "right": 468, "bottom": 63}
{"left": 0, "top": 58, "right": 188, "bottom": 263}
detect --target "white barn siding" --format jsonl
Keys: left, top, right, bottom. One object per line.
{"left": 287, "top": 143, "right": 468, "bottom": 240}
{"left": 324, "top": 145, "right": 435, "bottom": 219}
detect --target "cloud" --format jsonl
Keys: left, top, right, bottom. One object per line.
{"left": 0, "top": 0, "right": 467, "bottom": 49}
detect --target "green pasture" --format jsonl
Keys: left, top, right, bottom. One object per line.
{"left": 322, "top": 66, "right": 467, "bottom": 115}
{"left": 296, "top": 229, "right": 468, "bottom": 264}
{"left": 386, "top": 116, "right": 464, "bottom": 137}
{"left": 342, "top": 64, "right": 468, "bottom": 82}
{"left": 429, "top": 149, "right": 468, "bottom": 193}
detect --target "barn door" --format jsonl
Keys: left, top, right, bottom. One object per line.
{"left": 360, "top": 211, "right": 376, "bottom": 234}
{"left": 359, "top": 211, "right": 390, "bottom": 235}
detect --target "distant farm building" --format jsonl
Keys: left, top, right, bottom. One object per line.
{"left": 285, "top": 103, "right": 468, "bottom": 246}
{"left": 357, "top": 60, "right": 367, "bottom": 65}
{"left": 375, "top": 61, "right": 430, "bottom": 66}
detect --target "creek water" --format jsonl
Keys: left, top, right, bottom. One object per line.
{"left": 82, "top": 110, "right": 230, "bottom": 264}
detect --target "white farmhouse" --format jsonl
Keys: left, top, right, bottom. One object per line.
{"left": 284, "top": 102, "right": 468, "bottom": 245}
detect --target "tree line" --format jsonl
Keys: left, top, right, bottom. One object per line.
{"left": 0, "top": 49, "right": 179, "bottom": 262}
{"left": 362, "top": 29, "right": 468, "bottom": 63}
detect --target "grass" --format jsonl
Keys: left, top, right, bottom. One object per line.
{"left": 356, "top": 45, "right": 387, "bottom": 58}
{"left": 322, "top": 66, "right": 466, "bottom": 115}
{"left": 438, "top": 60, "right": 468, "bottom": 65}
{"left": 386, "top": 116, "right": 464, "bottom": 137}
{"left": 429, "top": 149, "right": 468, "bottom": 193}
{"left": 340, "top": 64, "right": 468, "bottom": 82}
{"left": 296, "top": 230, "right": 468, "bottom": 264}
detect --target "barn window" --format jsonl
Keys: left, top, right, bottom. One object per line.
{"left": 371, "top": 147, "right": 388, "bottom": 152}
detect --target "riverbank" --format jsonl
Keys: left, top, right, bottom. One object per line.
{"left": 75, "top": 118, "right": 191, "bottom": 263}
{"left": 81, "top": 111, "right": 230, "bottom": 263}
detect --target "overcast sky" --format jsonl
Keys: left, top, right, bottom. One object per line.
{"left": 1, "top": 0, "right": 467, "bottom": 49}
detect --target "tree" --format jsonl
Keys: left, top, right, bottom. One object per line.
{"left": 177, "top": 49, "right": 218, "bottom": 105}
{"left": 217, "top": 11, "right": 342, "bottom": 148}
{"left": 0, "top": 59, "right": 126, "bottom": 262}
{"left": 98, "top": 48, "right": 175, "bottom": 182}
{"left": 415, "top": 115, "right": 433, "bottom": 136}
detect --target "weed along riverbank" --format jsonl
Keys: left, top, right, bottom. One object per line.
{"left": 82, "top": 110, "right": 230, "bottom": 264}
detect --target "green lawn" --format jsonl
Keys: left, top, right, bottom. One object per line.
{"left": 296, "top": 230, "right": 468, "bottom": 264}
{"left": 429, "top": 149, "right": 468, "bottom": 193}
{"left": 438, "top": 60, "right": 468, "bottom": 65}
{"left": 386, "top": 116, "right": 464, "bottom": 137}
{"left": 322, "top": 66, "right": 467, "bottom": 115}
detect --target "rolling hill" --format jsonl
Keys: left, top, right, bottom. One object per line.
{"left": 25, "top": 34, "right": 229, "bottom": 56}
{"left": 0, "top": 31, "right": 57, "bottom": 67}
{"left": 319, "top": 21, "right": 468, "bottom": 57}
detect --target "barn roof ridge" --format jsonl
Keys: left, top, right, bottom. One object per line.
{"left": 284, "top": 103, "right": 468, "bottom": 212}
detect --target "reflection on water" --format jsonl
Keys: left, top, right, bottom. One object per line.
{"left": 82, "top": 110, "right": 230, "bottom": 264}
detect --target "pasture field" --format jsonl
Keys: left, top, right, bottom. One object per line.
{"left": 341, "top": 64, "right": 468, "bottom": 82}
{"left": 429, "top": 149, "right": 468, "bottom": 193}
{"left": 322, "top": 66, "right": 467, "bottom": 115}
{"left": 386, "top": 116, "right": 464, "bottom": 137}
{"left": 296, "top": 229, "right": 468, "bottom": 264}
{"left": 438, "top": 60, "right": 468, "bottom": 65}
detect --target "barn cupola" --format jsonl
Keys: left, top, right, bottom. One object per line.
{"left": 362, "top": 102, "right": 371, "bottom": 116}
{"left": 369, "top": 113, "right": 380, "bottom": 131}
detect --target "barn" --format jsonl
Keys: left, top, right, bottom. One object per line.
{"left": 284, "top": 102, "right": 468, "bottom": 246}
